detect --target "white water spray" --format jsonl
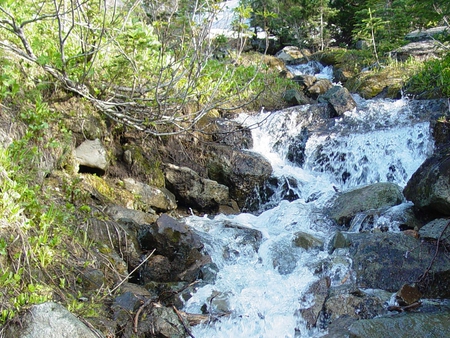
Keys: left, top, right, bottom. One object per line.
{"left": 182, "top": 96, "right": 434, "bottom": 337}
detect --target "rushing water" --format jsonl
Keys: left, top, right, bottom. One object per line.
{"left": 181, "top": 96, "right": 434, "bottom": 337}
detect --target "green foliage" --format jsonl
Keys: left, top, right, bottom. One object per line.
{"left": 406, "top": 53, "right": 450, "bottom": 98}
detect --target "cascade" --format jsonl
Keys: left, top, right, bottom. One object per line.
{"left": 180, "top": 75, "right": 434, "bottom": 336}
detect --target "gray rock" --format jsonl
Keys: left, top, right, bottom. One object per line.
{"left": 299, "top": 277, "right": 331, "bottom": 328}
{"left": 106, "top": 205, "right": 158, "bottom": 225}
{"left": 348, "top": 312, "right": 450, "bottom": 338}
{"left": 319, "top": 86, "right": 357, "bottom": 116}
{"left": 4, "top": 302, "right": 101, "bottom": 338}
{"left": 308, "top": 79, "right": 333, "bottom": 96}
{"left": 164, "top": 163, "right": 229, "bottom": 211}
{"left": 419, "top": 218, "right": 450, "bottom": 244}
{"left": 206, "top": 145, "right": 272, "bottom": 210}
{"left": 328, "top": 182, "right": 404, "bottom": 226}
{"left": 346, "top": 232, "right": 450, "bottom": 297}
{"left": 75, "top": 138, "right": 108, "bottom": 173}
{"left": 123, "top": 177, "right": 177, "bottom": 212}
{"left": 293, "top": 231, "right": 324, "bottom": 250}
{"left": 404, "top": 147, "right": 450, "bottom": 217}
{"left": 283, "top": 89, "right": 312, "bottom": 106}
{"left": 392, "top": 40, "right": 446, "bottom": 61}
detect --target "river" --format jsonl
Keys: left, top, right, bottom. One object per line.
{"left": 180, "top": 86, "right": 434, "bottom": 337}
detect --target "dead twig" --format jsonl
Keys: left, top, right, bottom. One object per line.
{"left": 133, "top": 297, "right": 155, "bottom": 334}
{"left": 173, "top": 306, "right": 195, "bottom": 338}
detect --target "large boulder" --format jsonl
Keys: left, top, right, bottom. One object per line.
{"left": 327, "top": 182, "right": 404, "bottom": 226}
{"left": 347, "top": 312, "right": 450, "bottom": 338}
{"left": 4, "top": 302, "right": 100, "bottom": 338}
{"left": 209, "top": 118, "right": 253, "bottom": 149}
{"left": 164, "top": 163, "right": 230, "bottom": 211}
{"left": 344, "top": 232, "right": 450, "bottom": 297}
{"left": 404, "top": 147, "right": 450, "bottom": 218}
{"left": 206, "top": 145, "right": 273, "bottom": 210}
{"left": 319, "top": 86, "right": 357, "bottom": 116}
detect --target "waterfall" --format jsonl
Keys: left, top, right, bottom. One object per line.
{"left": 181, "top": 96, "right": 434, "bottom": 337}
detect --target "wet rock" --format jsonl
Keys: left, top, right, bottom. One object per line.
{"left": 299, "top": 277, "right": 331, "bottom": 328}
{"left": 328, "top": 182, "right": 404, "bottom": 227}
{"left": 3, "top": 302, "right": 100, "bottom": 338}
{"left": 323, "top": 288, "right": 387, "bottom": 323}
{"left": 419, "top": 218, "right": 450, "bottom": 244}
{"left": 164, "top": 163, "right": 229, "bottom": 211}
{"left": 432, "top": 118, "right": 450, "bottom": 149}
{"left": 223, "top": 221, "right": 263, "bottom": 251}
{"left": 286, "top": 127, "right": 309, "bottom": 166}
{"left": 141, "top": 254, "right": 172, "bottom": 282}
{"left": 404, "top": 147, "right": 450, "bottom": 218}
{"left": 206, "top": 145, "right": 272, "bottom": 210}
{"left": 74, "top": 138, "right": 108, "bottom": 175}
{"left": 293, "top": 231, "right": 324, "bottom": 250}
{"left": 123, "top": 177, "right": 177, "bottom": 212}
{"left": 345, "top": 232, "right": 450, "bottom": 297}
{"left": 138, "top": 214, "right": 208, "bottom": 282}
{"left": 319, "top": 86, "right": 357, "bottom": 117}
{"left": 328, "top": 231, "right": 351, "bottom": 254}
{"left": 348, "top": 312, "right": 450, "bottom": 338}
{"left": 283, "top": 89, "right": 312, "bottom": 106}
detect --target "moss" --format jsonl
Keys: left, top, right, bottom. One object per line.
{"left": 123, "top": 144, "right": 165, "bottom": 188}
{"left": 82, "top": 174, "right": 134, "bottom": 207}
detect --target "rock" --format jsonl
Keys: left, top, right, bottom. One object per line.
{"left": 405, "top": 26, "right": 449, "bottom": 42}
{"left": 79, "top": 268, "right": 105, "bottom": 291}
{"left": 206, "top": 145, "right": 273, "bottom": 210}
{"left": 328, "top": 231, "right": 350, "bottom": 254}
{"left": 348, "top": 312, "right": 450, "bottom": 338}
{"left": 319, "top": 86, "right": 357, "bottom": 116}
{"left": 328, "top": 182, "right": 404, "bottom": 226}
{"left": 74, "top": 138, "right": 108, "bottom": 175}
{"left": 137, "top": 214, "right": 208, "bottom": 282}
{"left": 345, "top": 232, "right": 450, "bottom": 297}
{"left": 150, "top": 305, "right": 187, "bottom": 338}
{"left": 106, "top": 205, "right": 158, "bottom": 225}
{"left": 164, "top": 163, "right": 229, "bottom": 211}
{"left": 308, "top": 79, "right": 333, "bottom": 96}
{"left": 223, "top": 221, "right": 263, "bottom": 251}
{"left": 396, "top": 284, "right": 422, "bottom": 305}
{"left": 418, "top": 218, "right": 450, "bottom": 244}
{"left": 276, "top": 46, "right": 308, "bottom": 61}
{"left": 112, "top": 291, "right": 146, "bottom": 326}
{"left": 299, "top": 277, "right": 331, "bottom": 328}
{"left": 404, "top": 147, "right": 450, "bottom": 218}
{"left": 293, "top": 74, "right": 317, "bottom": 88}
{"left": 432, "top": 118, "right": 450, "bottom": 149}
{"left": 392, "top": 40, "right": 446, "bottom": 61}
{"left": 293, "top": 231, "right": 324, "bottom": 250}
{"left": 210, "top": 118, "right": 253, "bottom": 149}
{"left": 286, "top": 127, "right": 309, "bottom": 166}
{"left": 283, "top": 89, "right": 312, "bottom": 106}
{"left": 323, "top": 288, "right": 386, "bottom": 323}
{"left": 4, "top": 302, "right": 100, "bottom": 338}
{"left": 123, "top": 177, "right": 177, "bottom": 212}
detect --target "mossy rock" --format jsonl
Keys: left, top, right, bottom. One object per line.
{"left": 346, "top": 68, "right": 404, "bottom": 99}
{"left": 122, "top": 144, "right": 165, "bottom": 188}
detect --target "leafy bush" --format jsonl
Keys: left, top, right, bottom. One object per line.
{"left": 405, "top": 53, "right": 450, "bottom": 98}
